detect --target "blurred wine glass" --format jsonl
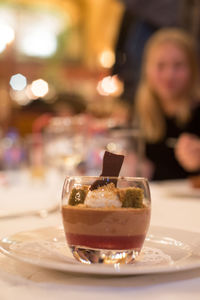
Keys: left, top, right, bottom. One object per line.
{"left": 44, "top": 116, "right": 86, "bottom": 175}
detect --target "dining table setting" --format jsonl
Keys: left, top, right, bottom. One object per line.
{"left": 0, "top": 0, "right": 200, "bottom": 298}
{"left": 0, "top": 122, "right": 200, "bottom": 299}
{"left": 0, "top": 162, "right": 200, "bottom": 300}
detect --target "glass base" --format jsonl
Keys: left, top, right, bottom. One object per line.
{"left": 70, "top": 246, "right": 140, "bottom": 264}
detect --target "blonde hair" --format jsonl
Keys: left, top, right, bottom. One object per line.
{"left": 134, "top": 28, "right": 200, "bottom": 142}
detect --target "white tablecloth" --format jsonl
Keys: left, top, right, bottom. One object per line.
{"left": 0, "top": 178, "right": 200, "bottom": 300}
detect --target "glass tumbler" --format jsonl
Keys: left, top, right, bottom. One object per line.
{"left": 61, "top": 176, "right": 151, "bottom": 264}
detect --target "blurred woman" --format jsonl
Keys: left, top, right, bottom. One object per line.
{"left": 134, "top": 28, "right": 200, "bottom": 180}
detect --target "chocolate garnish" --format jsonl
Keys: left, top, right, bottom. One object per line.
{"left": 90, "top": 151, "right": 124, "bottom": 190}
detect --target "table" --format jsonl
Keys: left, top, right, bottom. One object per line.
{"left": 0, "top": 179, "right": 200, "bottom": 300}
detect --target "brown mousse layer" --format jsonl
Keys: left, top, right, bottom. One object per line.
{"left": 62, "top": 205, "right": 150, "bottom": 250}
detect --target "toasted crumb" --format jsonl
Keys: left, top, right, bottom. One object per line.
{"left": 68, "top": 183, "right": 144, "bottom": 208}
{"left": 77, "top": 203, "right": 86, "bottom": 208}
{"left": 85, "top": 182, "right": 121, "bottom": 208}
{"left": 95, "top": 182, "right": 117, "bottom": 192}
{"left": 82, "top": 185, "right": 90, "bottom": 191}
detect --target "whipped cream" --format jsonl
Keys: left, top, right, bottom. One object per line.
{"left": 85, "top": 183, "right": 122, "bottom": 208}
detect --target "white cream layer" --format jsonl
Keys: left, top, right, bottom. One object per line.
{"left": 85, "top": 188, "right": 121, "bottom": 208}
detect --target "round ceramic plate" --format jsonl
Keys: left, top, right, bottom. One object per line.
{"left": 156, "top": 180, "right": 200, "bottom": 198}
{"left": 0, "top": 226, "right": 200, "bottom": 275}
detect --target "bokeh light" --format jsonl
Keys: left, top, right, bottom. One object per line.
{"left": 25, "top": 84, "right": 39, "bottom": 100}
{"left": 9, "top": 74, "right": 27, "bottom": 91}
{"left": 20, "top": 27, "right": 57, "bottom": 57}
{"left": 106, "top": 142, "right": 117, "bottom": 153}
{"left": 10, "top": 90, "right": 31, "bottom": 106}
{"left": 0, "top": 23, "right": 15, "bottom": 53}
{"left": 99, "top": 50, "right": 115, "bottom": 68}
{"left": 97, "top": 75, "right": 124, "bottom": 96}
{"left": 31, "top": 79, "right": 49, "bottom": 97}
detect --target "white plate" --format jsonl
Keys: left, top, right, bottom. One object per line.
{"left": 155, "top": 180, "right": 200, "bottom": 198}
{"left": 0, "top": 226, "right": 200, "bottom": 276}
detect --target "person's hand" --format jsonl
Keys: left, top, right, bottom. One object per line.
{"left": 175, "top": 133, "right": 200, "bottom": 171}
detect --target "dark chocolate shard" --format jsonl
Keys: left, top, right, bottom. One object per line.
{"left": 90, "top": 151, "right": 124, "bottom": 190}
{"left": 101, "top": 151, "right": 124, "bottom": 177}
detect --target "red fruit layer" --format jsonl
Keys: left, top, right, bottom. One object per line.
{"left": 65, "top": 232, "right": 145, "bottom": 250}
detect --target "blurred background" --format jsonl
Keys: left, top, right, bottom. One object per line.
{"left": 0, "top": 0, "right": 125, "bottom": 130}
{"left": 0, "top": 0, "right": 199, "bottom": 178}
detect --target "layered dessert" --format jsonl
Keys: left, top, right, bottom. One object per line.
{"left": 62, "top": 182, "right": 151, "bottom": 251}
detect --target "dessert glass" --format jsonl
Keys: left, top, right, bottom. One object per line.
{"left": 61, "top": 176, "right": 151, "bottom": 264}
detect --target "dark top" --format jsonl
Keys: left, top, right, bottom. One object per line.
{"left": 145, "top": 105, "right": 200, "bottom": 181}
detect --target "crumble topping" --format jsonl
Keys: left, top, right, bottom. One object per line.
{"left": 85, "top": 183, "right": 121, "bottom": 208}
{"left": 68, "top": 182, "right": 144, "bottom": 208}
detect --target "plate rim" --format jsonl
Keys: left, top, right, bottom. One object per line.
{"left": 151, "top": 180, "right": 200, "bottom": 198}
{"left": 0, "top": 225, "right": 200, "bottom": 276}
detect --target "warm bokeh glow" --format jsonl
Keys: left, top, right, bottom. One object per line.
{"left": 97, "top": 75, "right": 124, "bottom": 96}
{"left": 10, "top": 90, "right": 31, "bottom": 106}
{"left": 31, "top": 79, "right": 49, "bottom": 97}
{"left": 0, "top": 23, "right": 15, "bottom": 53}
{"left": 99, "top": 49, "right": 115, "bottom": 68}
{"left": 20, "top": 28, "right": 57, "bottom": 57}
{"left": 9, "top": 74, "right": 27, "bottom": 91}
{"left": 106, "top": 142, "right": 117, "bottom": 153}
{"left": 25, "top": 84, "right": 40, "bottom": 100}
